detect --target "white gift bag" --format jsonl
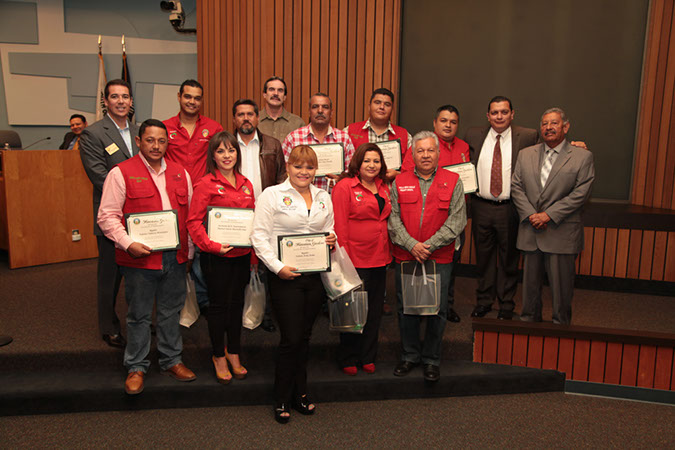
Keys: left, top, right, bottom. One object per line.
{"left": 242, "top": 270, "right": 266, "bottom": 330}
{"left": 320, "top": 244, "right": 362, "bottom": 300}
{"left": 179, "top": 274, "right": 200, "bottom": 328}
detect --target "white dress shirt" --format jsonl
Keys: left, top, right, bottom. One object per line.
{"left": 251, "top": 179, "right": 334, "bottom": 274}
{"left": 238, "top": 132, "right": 263, "bottom": 198}
{"left": 111, "top": 118, "right": 133, "bottom": 157}
{"left": 476, "top": 126, "right": 512, "bottom": 201}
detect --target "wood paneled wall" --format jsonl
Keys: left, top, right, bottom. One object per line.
{"left": 197, "top": 0, "right": 402, "bottom": 132}
{"left": 459, "top": 221, "right": 675, "bottom": 282}
{"left": 632, "top": 0, "right": 675, "bottom": 209}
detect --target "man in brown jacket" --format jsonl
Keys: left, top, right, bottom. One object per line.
{"left": 233, "top": 98, "right": 287, "bottom": 332}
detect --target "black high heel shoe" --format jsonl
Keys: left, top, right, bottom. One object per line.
{"left": 274, "top": 403, "right": 290, "bottom": 424}
{"left": 292, "top": 395, "right": 315, "bottom": 415}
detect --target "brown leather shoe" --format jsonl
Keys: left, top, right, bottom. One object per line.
{"left": 163, "top": 363, "right": 196, "bottom": 382}
{"left": 125, "top": 371, "right": 144, "bottom": 395}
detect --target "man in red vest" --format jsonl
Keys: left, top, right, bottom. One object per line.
{"left": 388, "top": 131, "right": 467, "bottom": 382}
{"left": 98, "top": 119, "right": 197, "bottom": 395}
{"left": 346, "top": 87, "right": 412, "bottom": 180}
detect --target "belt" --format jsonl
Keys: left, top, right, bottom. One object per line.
{"left": 473, "top": 194, "right": 511, "bottom": 205}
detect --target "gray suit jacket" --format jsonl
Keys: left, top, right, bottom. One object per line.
{"left": 511, "top": 140, "right": 594, "bottom": 254}
{"left": 79, "top": 115, "right": 140, "bottom": 235}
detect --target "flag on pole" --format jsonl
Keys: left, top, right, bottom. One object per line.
{"left": 121, "top": 35, "right": 136, "bottom": 123}
{"left": 95, "top": 35, "right": 107, "bottom": 121}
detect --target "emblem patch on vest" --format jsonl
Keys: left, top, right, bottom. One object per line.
{"left": 202, "top": 129, "right": 209, "bottom": 138}
{"left": 169, "top": 131, "right": 177, "bottom": 139}
{"left": 129, "top": 176, "right": 148, "bottom": 183}
{"left": 242, "top": 186, "right": 251, "bottom": 195}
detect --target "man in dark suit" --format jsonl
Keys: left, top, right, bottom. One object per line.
{"left": 59, "top": 114, "right": 87, "bottom": 150}
{"left": 511, "top": 108, "right": 594, "bottom": 325}
{"left": 80, "top": 79, "right": 139, "bottom": 348}
{"left": 464, "top": 96, "right": 539, "bottom": 320}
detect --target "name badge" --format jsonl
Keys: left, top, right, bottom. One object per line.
{"left": 105, "top": 143, "right": 120, "bottom": 155}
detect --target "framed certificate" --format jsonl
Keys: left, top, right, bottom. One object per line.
{"left": 310, "top": 143, "right": 345, "bottom": 177}
{"left": 206, "top": 207, "right": 255, "bottom": 247}
{"left": 277, "top": 232, "right": 331, "bottom": 273}
{"left": 443, "top": 162, "right": 478, "bottom": 194}
{"left": 375, "top": 139, "right": 402, "bottom": 170}
{"left": 125, "top": 210, "right": 180, "bottom": 251}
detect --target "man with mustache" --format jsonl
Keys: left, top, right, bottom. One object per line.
{"left": 258, "top": 76, "right": 305, "bottom": 144}
{"left": 281, "top": 93, "right": 355, "bottom": 192}
{"left": 511, "top": 108, "right": 594, "bottom": 325}
{"left": 232, "top": 98, "right": 287, "bottom": 332}
{"left": 164, "top": 79, "right": 224, "bottom": 314}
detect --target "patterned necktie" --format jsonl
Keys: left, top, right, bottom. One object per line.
{"left": 541, "top": 149, "right": 554, "bottom": 188}
{"left": 490, "top": 135, "right": 502, "bottom": 197}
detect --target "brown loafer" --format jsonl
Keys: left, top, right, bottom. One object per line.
{"left": 163, "top": 363, "right": 196, "bottom": 382}
{"left": 125, "top": 371, "right": 144, "bottom": 395}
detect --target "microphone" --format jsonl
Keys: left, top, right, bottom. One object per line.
{"left": 22, "top": 136, "right": 52, "bottom": 150}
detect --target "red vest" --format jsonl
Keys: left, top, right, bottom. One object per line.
{"left": 347, "top": 120, "right": 410, "bottom": 151}
{"left": 115, "top": 155, "right": 190, "bottom": 270}
{"left": 392, "top": 169, "right": 459, "bottom": 264}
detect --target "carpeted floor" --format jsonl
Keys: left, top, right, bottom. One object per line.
{"left": 1, "top": 392, "right": 673, "bottom": 448}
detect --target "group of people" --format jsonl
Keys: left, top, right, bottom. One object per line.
{"left": 77, "top": 75, "right": 594, "bottom": 424}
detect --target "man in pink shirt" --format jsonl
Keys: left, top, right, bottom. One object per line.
{"left": 98, "top": 119, "right": 196, "bottom": 395}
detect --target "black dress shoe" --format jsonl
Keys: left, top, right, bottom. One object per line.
{"left": 102, "top": 334, "right": 126, "bottom": 349}
{"left": 393, "top": 360, "right": 419, "bottom": 377}
{"left": 261, "top": 318, "right": 276, "bottom": 332}
{"left": 497, "top": 310, "right": 513, "bottom": 320}
{"left": 423, "top": 364, "right": 440, "bottom": 382}
{"left": 292, "top": 395, "right": 315, "bottom": 415}
{"left": 471, "top": 305, "right": 492, "bottom": 318}
{"left": 274, "top": 403, "right": 290, "bottom": 424}
{"left": 447, "top": 308, "right": 461, "bottom": 323}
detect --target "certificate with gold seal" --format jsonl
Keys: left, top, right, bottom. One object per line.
{"left": 375, "top": 139, "right": 402, "bottom": 170}
{"left": 310, "top": 143, "right": 345, "bottom": 177}
{"left": 207, "top": 207, "right": 255, "bottom": 247}
{"left": 277, "top": 233, "right": 331, "bottom": 273}
{"left": 443, "top": 162, "right": 478, "bottom": 194}
{"left": 125, "top": 210, "right": 180, "bottom": 251}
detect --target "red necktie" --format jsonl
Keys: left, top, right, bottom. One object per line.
{"left": 490, "top": 135, "right": 502, "bottom": 197}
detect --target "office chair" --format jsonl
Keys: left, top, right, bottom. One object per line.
{"left": 0, "top": 130, "right": 22, "bottom": 149}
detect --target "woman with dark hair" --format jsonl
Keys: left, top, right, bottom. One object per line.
{"left": 251, "top": 145, "right": 337, "bottom": 424}
{"left": 332, "top": 142, "right": 392, "bottom": 376}
{"left": 187, "top": 131, "right": 256, "bottom": 384}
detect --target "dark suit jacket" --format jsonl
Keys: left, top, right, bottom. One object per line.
{"left": 511, "top": 140, "right": 595, "bottom": 254}
{"left": 464, "top": 125, "right": 539, "bottom": 172}
{"left": 59, "top": 132, "right": 77, "bottom": 150}
{"left": 79, "top": 115, "right": 140, "bottom": 235}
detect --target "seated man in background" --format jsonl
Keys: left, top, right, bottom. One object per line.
{"left": 59, "top": 114, "right": 87, "bottom": 150}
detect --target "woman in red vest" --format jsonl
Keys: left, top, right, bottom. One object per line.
{"left": 187, "top": 131, "right": 256, "bottom": 385}
{"left": 332, "top": 143, "right": 392, "bottom": 375}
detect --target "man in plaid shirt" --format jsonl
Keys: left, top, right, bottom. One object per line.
{"left": 281, "top": 93, "right": 355, "bottom": 192}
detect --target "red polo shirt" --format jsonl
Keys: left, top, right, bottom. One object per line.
{"left": 332, "top": 176, "right": 392, "bottom": 268}
{"left": 164, "top": 114, "right": 223, "bottom": 186}
{"left": 401, "top": 135, "right": 470, "bottom": 173}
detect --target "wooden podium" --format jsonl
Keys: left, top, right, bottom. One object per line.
{"left": 0, "top": 149, "right": 98, "bottom": 268}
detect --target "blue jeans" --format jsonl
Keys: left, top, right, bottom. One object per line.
{"left": 191, "top": 247, "right": 210, "bottom": 309}
{"left": 120, "top": 251, "right": 186, "bottom": 373}
{"left": 395, "top": 261, "right": 452, "bottom": 366}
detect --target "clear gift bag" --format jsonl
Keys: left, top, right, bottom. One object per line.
{"left": 180, "top": 273, "right": 200, "bottom": 328}
{"left": 320, "top": 244, "right": 362, "bottom": 300}
{"left": 400, "top": 260, "right": 441, "bottom": 315}
{"left": 242, "top": 270, "right": 266, "bottom": 330}
{"left": 328, "top": 289, "right": 368, "bottom": 334}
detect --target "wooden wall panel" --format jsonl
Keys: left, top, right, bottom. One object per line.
{"left": 632, "top": 0, "right": 675, "bottom": 210}
{"left": 197, "top": 0, "right": 403, "bottom": 131}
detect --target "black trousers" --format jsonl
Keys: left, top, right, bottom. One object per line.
{"left": 269, "top": 273, "right": 324, "bottom": 404}
{"left": 471, "top": 198, "right": 520, "bottom": 312}
{"left": 96, "top": 235, "right": 122, "bottom": 336}
{"left": 201, "top": 253, "right": 250, "bottom": 356}
{"left": 337, "top": 266, "right": 386, "bottom": 367}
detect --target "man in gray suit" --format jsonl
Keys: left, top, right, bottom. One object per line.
{"left": 511, "top": 107, "right": 594, "bottom": 325}
{"left": 464, "top": 96, "right": 539, "bottom": 320}
{"left": 80, "top": 79, "right": 139, "bottom": 348}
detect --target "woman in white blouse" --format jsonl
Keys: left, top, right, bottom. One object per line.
{"left": 251, "top": 145, "right": 336, "bottom": 424}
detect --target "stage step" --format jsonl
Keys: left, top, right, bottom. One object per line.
{"left": 0, "top": 360, "right": 564, "bottom": 416}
